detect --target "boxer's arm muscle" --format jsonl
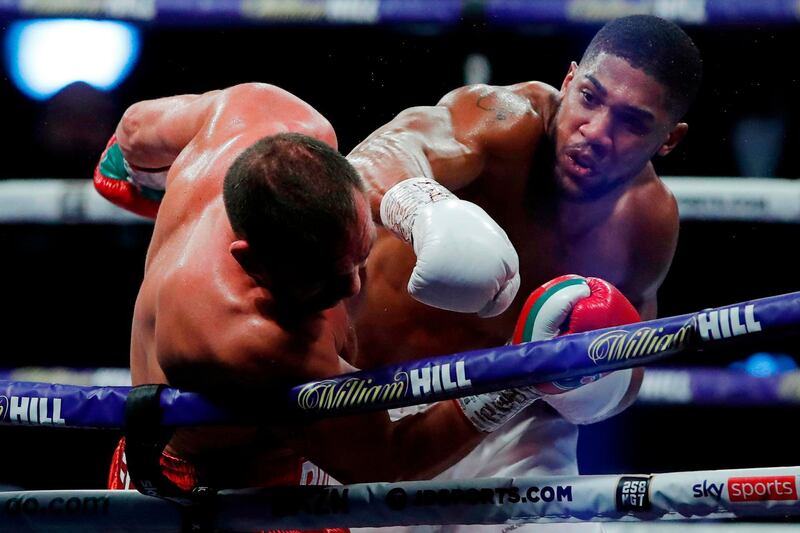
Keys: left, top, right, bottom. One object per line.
{"left": 348, "top": 84, "right": 542, "bottom": 222}
{"left": 609, "top": 184, "right": 680, "bottom": 417}
{"left": 116, "top": 83, "right": 335, "bottom": 172}
{"left": 267, "top": 334, "right": 484, "bottom": 482}
{"left": 274, "top": 338, "right": 485, "bottom": 483}
{"left": 299, "top": 396, "right": 484, "bottom": 483}
{"left": 156, "top": 310, "right": 484, "bottom": 483}
{"left": 623, "top": 185, "right": 679, "bottom": 321}
{"left": 115, "top": 90, "right": 223, "bottom": 169}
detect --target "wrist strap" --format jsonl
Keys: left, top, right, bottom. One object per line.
{"left": 123, "top": 159, "right": 169, "bottom": 192}
{"left": 457, "top": 387, "right": 540, "bottom": 433}
{"left": 379, "top": 177, "right": 455, "bottom": 243}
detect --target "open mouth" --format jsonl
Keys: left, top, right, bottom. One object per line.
{"left": 564, "top": 152, "right": 596, "bottom": 178}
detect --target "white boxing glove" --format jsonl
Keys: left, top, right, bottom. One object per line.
{"left": 380, "top": 177, "right": 520, "bottom": 317}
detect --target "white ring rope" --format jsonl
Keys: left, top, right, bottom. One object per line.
{"left": 0, "top": 367, "right": 131, "bottom": 387}
{"left": 0, "top": 180, "right": 148, "bottom": 224}
{"left": 1, "top": 465, "right": 799, "bottom": 532}
{"left": 2, "top": 177, "right": 800, "bottom": 224}
{"left": 661, "top": 177, "right": 800, "bottom": 222}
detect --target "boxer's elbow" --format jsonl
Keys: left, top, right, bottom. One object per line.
{"left": 116, "top": 102, "right": 150, "bottom": 154}
{"left": 393, "top": 106, "right": 440, "bottom": 132}
{"left": 116, "top": 99, "right": 180, "bottom": 164}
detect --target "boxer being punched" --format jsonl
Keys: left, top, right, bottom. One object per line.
{"left": 94, "top": 83, "right": 555, "bottom": 509}
{"left": 347, "top": 15, "right": 702, "bottom": 532}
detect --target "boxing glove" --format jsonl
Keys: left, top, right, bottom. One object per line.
{"left": 515, "top": 275, "right": 641, "bottom": 424}
{"left": 93, "top": 135, "right": 167, "bottom": 219}
{"left": 380, "top": 177, "right": 520, "bottom": 317}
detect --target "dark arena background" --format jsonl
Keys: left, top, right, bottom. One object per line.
{"left": 1, "top": 0, "right": 800, "bottom": 495}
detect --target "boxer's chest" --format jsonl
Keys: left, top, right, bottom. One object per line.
{"left": 513, "top": 208, "right": 631, "bottom": 292}
{"left": 461, "top": 170, "right": 631, "bottom": 295}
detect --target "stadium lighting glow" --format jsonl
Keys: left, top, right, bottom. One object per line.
{"left": 5, "top": 19, "right": 140, "bottom": 100}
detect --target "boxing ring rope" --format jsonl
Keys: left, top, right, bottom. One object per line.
{"left": 0, "top": 291, "right": 798, "bottom": 532}
{"left": 0, "top": 0, "right": 797, "bottom": 26}
{"left": 5, "top": 365, "right": 798, "bottom": 407}
{"left": 660, "top": 177, "right": 800, "bottom": 223}
{"left": 0, "top": 179, "right": 148, "bottom": 224}
{"left": 3, "top": 182, "right": 800, "bottom": 530}
{"left": 637, "top": 367, "right": 800, "bottom": 406}
{"left": 3, "top": 177, "right": 800, "bottom": 224}
{"left": 0, "top": 367, "right": 132, "bottom": 387}
{"left": 0, "top": 290, "right": 794, "bottom": 426}
{"left": 2, "top": 465, "right": 800, "bottom": 532}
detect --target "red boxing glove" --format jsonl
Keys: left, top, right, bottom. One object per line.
{"left": 93, "top": 135, "right": 167, "bottom": 219}
{"left": 512, "top": 274, "right": 640, "bottom": 395}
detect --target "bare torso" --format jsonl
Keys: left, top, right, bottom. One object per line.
{"left": 128, "top": 85, "right": 351, "bottom": 486}
{"left": 353, "top": 82, "right": 676, "bottom": 366}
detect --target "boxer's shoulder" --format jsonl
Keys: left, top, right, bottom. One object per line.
{"left": 154, "top": 289, "right": 341, "bottom": 383}
{"left": 506, "top": 81, "right": 560, "bottom": 114}
{"left": 609, "top": 170, "right": 678, "bottom": 299}
{"left": 622, "top": 168, "right": 679, "bottom": 235}
{"left": 436, "top": 84, "right": 547, "bottom": 160}
{"left": 204, "top": 83, "right": 337, "bottom": 149}
{"left": 220, "top": 83, "right": 319, "bottom": 115}
{"left": 440, "top": 83, "right": 548, "bottom": 123}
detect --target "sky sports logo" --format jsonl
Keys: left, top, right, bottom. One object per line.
{"left": 693, "top": 476, "right": 798, "bottom": 502}
{"left": 728, "top": 476, "right": 797, "bottom": 502}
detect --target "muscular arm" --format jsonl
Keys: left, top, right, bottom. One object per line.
{"left": 624, "top": 181, "right": 680, "bottom": 321}
{"left": 277, "top": 341, "right": 485, "bottom": 483}
{"left": 115, "top": 83, "right": 336, "bottom": 173}
{"left": 606, "top": 180, "right": 681, "bottom": 417}
{"left": 299, "top": 399, "right": 483, "bottom": 483}
{"left": 158, "top": 306, "right": 485, "bottom": 484}
{"left": 348, "top": 84, "right": 545, "bottom": 221}
{"left": 115, "top": 90, "right": 222, "bottom": 169}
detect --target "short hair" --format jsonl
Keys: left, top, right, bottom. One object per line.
{"left": 581, "top": 15, "right": 702, "bottom": 119}
{"left": 223, "top": 133, "right": 364, "bottom": 275}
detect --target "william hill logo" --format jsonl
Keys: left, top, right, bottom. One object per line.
{"left": 696, "top": 304, "right": 761, "bottom": 340}
{"left": 0, "top": 395, "right": 65, "bottom": 425}
{"left": 297, "top": 361, "right": 472, "bottom": 411}
{"left": 588, "top": 321, "right": 694, "bottom": 365}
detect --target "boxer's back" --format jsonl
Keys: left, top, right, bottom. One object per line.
{"left": 127, "top": 86, "right": 343, "bottom": 481}
{"left": 132, "top": 84, "right": 337, "bottom": 384}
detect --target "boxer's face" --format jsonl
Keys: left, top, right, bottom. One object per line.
{"left": 313, "top": 190, "right": 376, "bottom": 310}
{"left": 552, "top": 52, "right": 687, "bottom": 201}
{"left": 277, "top": 190, "right": 376, "bottom": 313}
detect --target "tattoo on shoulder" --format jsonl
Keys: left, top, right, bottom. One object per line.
{"left": 476, "top": 94, "right": 508, "bottom": 121}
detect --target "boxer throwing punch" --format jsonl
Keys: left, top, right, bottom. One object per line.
{"left": 347, "top": 15, "right": 701, "bottom": 532}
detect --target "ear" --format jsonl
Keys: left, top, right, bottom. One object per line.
{"left": 657, "top": 122, "right": 688, "bottom": 156}
{"left": 228, "top": 239, "right": 257, "bottom": 273}
{"left": 560, "top": 61, "right": 579, "bottom": 94}
{"left": 229, "top": 239, "right": 251, "bottom": 267}
{"left": 230, "top": 239, "right": 269, "bottom": 283}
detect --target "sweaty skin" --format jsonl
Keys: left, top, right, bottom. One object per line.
{"left": 123, "top": 83, "right": 483, "bottom": 486}
{"left": 349, "top": 54, "right": 686, "bottom": 412}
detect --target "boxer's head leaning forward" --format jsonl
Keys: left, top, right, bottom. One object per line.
{"left": 551, "top": 14, "right": 702, "bottom": 201}
{"left": 224, "top": 133, "right": 375, "bottom": 313}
